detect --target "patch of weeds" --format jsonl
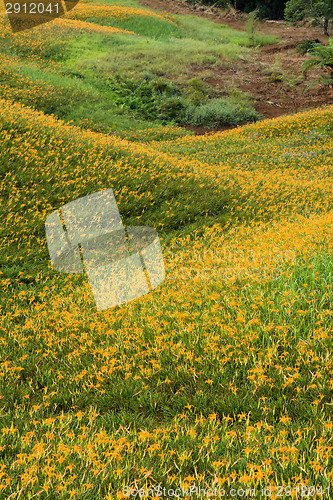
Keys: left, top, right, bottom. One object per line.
{"left": 97, "top": 75, "right": 185, "bottom": 121}
{"left": 302, "top": 39, "right": 333, "bottom": 86}
{"left": 181, "top": 85, "right": 259, "bottom": 128}
{"left": 184, "top": 77, "right": 211, "bottom": 105}
{"left": 182, "top": 96, "right": 260, "bottom": 128}
{"left": 296, "top": 39, "right": 321, "bottom": 55}
{"left": 101, "top": 75, "right": 260, "bottom": 128}
{"left": 261, "top": 55, "right": 303, "bottom": 88}
{"left": 245, "top": 9, "right": 261, "bottom": 47}
{"left": 262, "top": 55, "right": 284, "bottom": 82}
{"left": 227, "top": 85, "right": 255, "bottom": 106}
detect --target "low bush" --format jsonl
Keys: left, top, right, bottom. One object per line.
{"left": 302, "top": 38, "right": 333, "bottom": 84}
{"left": 296, "top": 39, "right": 321, "bottom": 55}
{"left": 94, "top": 75, "right": 260, "bottom": 127}
{"left": 182, "top": 96, "right": 260, "bottom": 128}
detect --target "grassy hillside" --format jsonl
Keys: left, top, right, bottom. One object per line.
{"left": 0, "top": 0, "right": 277, "bottom": 140}
{"left": 1, "top": 0, "right": 333, "bottom": 498}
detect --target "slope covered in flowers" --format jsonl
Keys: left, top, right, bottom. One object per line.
{"left": 0, "top": 0, "right": 333, "bottom": 496}
{"left": 1, "top": 93, "right": 333, "bottom": 498}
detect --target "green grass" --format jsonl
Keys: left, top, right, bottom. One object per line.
{"left": 65, "top": 34, "right": 253, "bottom": 79}
{"left": 0, "top": 0, "right": 279, "bottom": 137}
{"left": 180, "top": 14, "right": 277, "bottom": 46}
{"left": 0, "top": 25, "right": 263, "bottom": 137}
{"left": 75, "top": 13, "right": 185, "bottom": 39}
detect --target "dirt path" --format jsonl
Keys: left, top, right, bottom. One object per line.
{"left": 137, "top": 0, "right": 333, "bottom": 133}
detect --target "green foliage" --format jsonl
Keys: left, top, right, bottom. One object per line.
{"left": 285, "top": 0, "right": 333, "bottom": 32}
{"left": 312, "top": 1, "right": 333, "bottom": 20}
{"left": 97, "top": 75, "right": 260, "bottom": 128}
{"left": 81, "top": 12, "right": 185, "bottom": 40}
{"left": 302, "top": 38, "right": 333, "bottom": 84}
{"left": 185, "top": 77, "right": 210, "bottom": 105}
{"left": 296, "top": 39, "right": 321, "bottom": 54}
{"left": 236, "top": 0, "right": 287, "bottom": 20}
{"left": 182, "top": 96, "right": 260, "bottom": 128}
{"left": 245, "top": 9, "right": 260, "bottom": 46}
{"left": 177, "top": 14, "right": 278, "bottom": 46}
{"left": 284, "top": 0, "right": 309, "bottom": 22}
{"left": 186, "top": 0, "right": 230, "bottom": 6}
{"left": 99, "top": 75, "right": 184, "bottom": 121}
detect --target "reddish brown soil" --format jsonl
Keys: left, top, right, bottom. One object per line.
{"left": 137, "top": 0, "right": 333, "bottom": 134}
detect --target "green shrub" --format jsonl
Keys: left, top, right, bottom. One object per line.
{"left": 296, "top": 39, "right": 321, "bottom": 55}
{"left": 182, "top": 97, "right": 260, "bottom": 128}
{"left": 93, "top": 75, "right": 260, "bottom": 128}
{"left": 99, "top": 75, "right": 185, "bottom": 121}
{"left": 185, "top": 77, "right": 210, "bottom": 105}
{"left": 302, "top": 38, "right": 333, "bottom": 84}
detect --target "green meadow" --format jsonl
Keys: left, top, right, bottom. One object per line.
{"left": 0, "top": 0, "right": 277, "bottom": 140}
{"left": 0, "top": 0, "right": 333, "bottom": 498}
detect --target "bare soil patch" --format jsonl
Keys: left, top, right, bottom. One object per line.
{"left": 137, "top": 0, "right": 333, "bottom": 134}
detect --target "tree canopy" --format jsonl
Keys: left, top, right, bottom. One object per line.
{"left": 285, "top": 0, "right": 333, "bottom": 34}
{"left": 193, "top": 0, "right": 332, "bottom": 27}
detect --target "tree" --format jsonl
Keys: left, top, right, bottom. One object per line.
{"left": 284, "top": 0, "right": 309, "bottom": 22}
{"left": 284, "top": 0, "right": 333, "bottom": 35}
{"left": 236, "top": 0, "right": 287, "bottom": 19}
{"left": 314, "top": 1, "right": 333, "bottom": 35}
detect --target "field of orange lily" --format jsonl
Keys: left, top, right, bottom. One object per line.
{"left": 1, "top": 0, "right": 333, "bottom": 498}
